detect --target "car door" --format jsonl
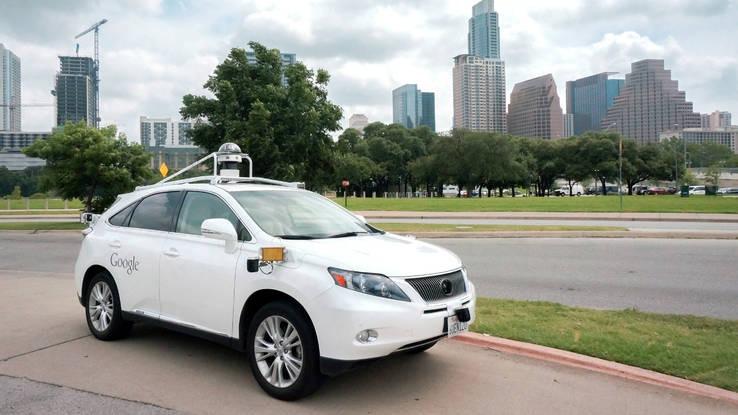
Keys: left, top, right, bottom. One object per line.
{"left": 105, "top": 191, "right": 182, "bottom": 317}
{"left": 159, "top": 191, "right": 249, "bottom": 337}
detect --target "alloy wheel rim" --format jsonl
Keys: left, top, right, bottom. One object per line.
{"left": 254, "top": 315, "right": 303, "bottom": 388}
{"left": 88, "top": 281, "right": 114, "bottom": 332}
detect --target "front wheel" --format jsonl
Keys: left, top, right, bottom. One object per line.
{"left": 84, "top": 272, "right": 132, "bottom": 340}
{"left": 247, "top": 301, "right": 321, "bottom": 400}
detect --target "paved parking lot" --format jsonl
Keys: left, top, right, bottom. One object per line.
{"left": 0, "top": 232, "right": 735, "bottom": 414}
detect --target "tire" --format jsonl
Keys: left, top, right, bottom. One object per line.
{"left": 247, "top": 301, "right": 321, "bottom": 401}
{"left": 84, "top": 272, "right": 132, "bottom": 341}
{"left": 405, "top": 341, "right": 438, "bottom": 354}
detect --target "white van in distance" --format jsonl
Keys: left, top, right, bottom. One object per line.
{"left": 74, "top": 144, "right": 476, "bottom": 400}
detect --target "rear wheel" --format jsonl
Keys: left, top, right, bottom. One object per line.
{"left": 84, "top": 272, "right": 132, "bottom": 340}
{"left": 247, "top": 301, "right": 321, "bottom": 400}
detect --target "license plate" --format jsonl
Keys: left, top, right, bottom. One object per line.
{"left": 447, "top": 315, "right": 469, "bottom": 338}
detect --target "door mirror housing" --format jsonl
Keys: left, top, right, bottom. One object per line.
{"left": 201, "top": 218, "right": 238, "bottom": 252}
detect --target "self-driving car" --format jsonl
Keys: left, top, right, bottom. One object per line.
{"left": 74, "top": 144, "right": 476, "bottom": 400}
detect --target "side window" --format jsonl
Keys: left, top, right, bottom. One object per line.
{"left": 176, "top": 192, "right": 251, "bottom": 241}
{"left": 108, "top": 203, "right": 136, "bottom": 227}
{"left": 128, "top": 192, "right": 181, "bottom": 232}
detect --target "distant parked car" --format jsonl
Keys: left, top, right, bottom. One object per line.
{"left": 632, "top": 185, "right": 649, "bottom": 195}
{"left": 718, "top": 187, "right": 738, "bottom": 195}
{"left": 647, "top": 187, "right": 670, "bottom": 195}
{"left": 689, "top": 186, "right": 706, "bottom": 195}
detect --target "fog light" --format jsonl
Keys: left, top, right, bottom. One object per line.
{"left": 356, "top": 329, "right": 378, "bottom": 344}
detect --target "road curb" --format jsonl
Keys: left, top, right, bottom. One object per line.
{"left": 406, "top": 231, "right": 738, "bottom": 240}
{"left": 453, "top": 332, "right": 738, "bottom": 406}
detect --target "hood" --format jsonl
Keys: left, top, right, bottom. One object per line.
{"left": 283, "top": 233, "right": 462, "bottom": 277}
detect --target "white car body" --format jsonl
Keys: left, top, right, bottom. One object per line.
{"left": 74, "top": 181, "right": 476, "bottom": 393}
{"left": 689, "top": 185, "right": 706, "bottom": 195}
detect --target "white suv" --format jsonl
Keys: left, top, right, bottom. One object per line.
{"left": 74, "top": 163, "right": 476, "bottom": 400}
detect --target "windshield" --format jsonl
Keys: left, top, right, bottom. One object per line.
{"left": 231, "top": 190, "right": 379, "bottom": 239}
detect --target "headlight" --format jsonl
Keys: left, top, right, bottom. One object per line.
{"left": 328, "top": 268, "right": 410, "bottom": 302}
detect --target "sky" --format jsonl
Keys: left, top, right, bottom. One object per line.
{"left": 1, "top": 0, "right": 736, "bottom": 142}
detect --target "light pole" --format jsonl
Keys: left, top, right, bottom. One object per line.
{"left": 607, "top": 122, "right": 623, "bottom": 210}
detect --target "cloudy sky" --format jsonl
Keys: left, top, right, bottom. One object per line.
{"left": 1, "top": 0, "right": 736, "bottom": 141}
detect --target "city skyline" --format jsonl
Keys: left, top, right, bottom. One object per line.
{"left": 1, "top": 0, "right": 736, "bottom": 139}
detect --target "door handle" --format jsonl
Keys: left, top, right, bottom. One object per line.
{"left": 109, "top": 241, "right": 121, "bottom": 249}
{"left": 164, "top": 248, "right": 180, "bottom": 258}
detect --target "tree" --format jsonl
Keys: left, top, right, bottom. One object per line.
{"left": 522, "top": 139, "right": 561, "bottom": 196}
{"left": 180, "top": 42, "right": 342, "bottom": 189}
{"left": 580, "top": 133, "right": 618, "bottom": 195}
{"left": 621, "top": 142, "right": 672, "bottom": 194}
{"left": 688, "top": 142, "right": 733, "bottom": 168}
{"left": 333, "top": 153, "right": 380, "bottom": 196}
{"left": 24, "top": 122, "right": 152, "bottom": 213}
{"left": 558, "top": 138, "right": 589, "bottom": 196}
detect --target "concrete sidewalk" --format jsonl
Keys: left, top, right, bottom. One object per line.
{"left": 358, "top": 211, "right": 738, "bottom": 223}
{"left": 1, "top": 270, "right": 736, "bottom": 414}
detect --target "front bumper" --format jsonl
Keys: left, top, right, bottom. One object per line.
{"left": 311, "top": 279, "right": 476, "bottom": 364}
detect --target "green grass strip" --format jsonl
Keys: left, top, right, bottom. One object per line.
{"left": 471, "top": 298, "right": 738, "bottom": 392}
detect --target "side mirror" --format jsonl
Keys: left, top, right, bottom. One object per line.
{"left": 201, "top": 218, "right": 238, "bottom": 252}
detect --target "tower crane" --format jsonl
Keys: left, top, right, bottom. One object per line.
{"left": 75, "top": 19, "right": 108, "bottom": 129}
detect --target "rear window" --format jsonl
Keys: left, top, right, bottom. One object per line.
{"left": 108, "top": 203, "right": 136, "bottom": 227}
{"left": 128, "top": 192, "right": 181, "bottom": 232}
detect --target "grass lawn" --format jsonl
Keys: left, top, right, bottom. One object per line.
{"left": 0, "top": 209, "right": 81, "bottom": 216}
{"left": 0, "top": 199, "right": 84, "bottom": 210}
{"left": 372, "top": 223, "right": 627, "bottom": 233}
{"left": 0, "top": 222, "right": 86, "bottom": 231}
{"left": 341, "top": 196, "right": 738, "bottom": 214}
{"left": 472, "top": 298, "right": 738, "bottom": 392}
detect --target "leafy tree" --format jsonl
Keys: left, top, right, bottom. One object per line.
{"left": 333, "top": 153, "right": 380, "bottom": 196}
{"left": 580, "top": 133, "right": 618, "bottom": 195}
{"left": 558, "top": 138, "right": 590, "bottom": 196}
{"left": 522, "top": 139, "right": 561, "bottom": 196}
{"left": 621, "top": 142, "right": 672, "bottom": 194}
{"left": 10, "top": 185, "right": 21, "bottom": 199}
{"left": 180, "top": 42, "right": 342, "bottom": 189}
{"left": 336, "top": 128, "right": 362, "bottom": 154}
{"left": 687, "top": 142, "right": 733, "bottom": 168}
{"left": 24, "top": 122, "right": 152, "bottom": 213}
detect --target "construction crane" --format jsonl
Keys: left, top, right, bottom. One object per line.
{"left": 0, "top": 103, "right": 54, "bottom": 130}
{"left": 75, "top": 19, "right": 108, "bottom": 129}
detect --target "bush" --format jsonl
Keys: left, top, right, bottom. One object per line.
{"left": 29, "top": 192, "right": 48, "bottom": 199}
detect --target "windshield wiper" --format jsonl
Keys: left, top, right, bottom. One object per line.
{"left": 326, "top": 231, "right": 369, "bottom": 239}
{"left": 275, "top": 235, "right": 318, "bottom": 240}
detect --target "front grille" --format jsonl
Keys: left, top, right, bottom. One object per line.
{"left": 406, "top": 270, "right": 466, "bottom": 302}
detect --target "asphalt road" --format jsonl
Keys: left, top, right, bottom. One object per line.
{"left": 0, "top": 266, "right": 732, "bottom": 414}
{"left": 1, "top": 232, "right": 736, "bottom": 319}
{"left": 431, "top": 238, "right": 738, "bottom": 319}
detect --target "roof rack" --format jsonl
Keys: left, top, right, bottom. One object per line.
{"left": 135, "top": 142, "right": 305, "bottom": 191}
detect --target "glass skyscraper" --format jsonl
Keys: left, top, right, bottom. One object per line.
{"left": 454, "top": 0, "right": 507, "bottom": 133}
{"left": 54, "top": 56, "right": 96, "bottom": 127}
{"left": 392, "top": 84, "right": 436, "bottom": 131}
{"left": 468, "top": 0, "right": 500, "bottom": 59}
{"left": 0, "top": 44, "right": 21, "bottom": 132}
{"left": 565, "top": 73, "right": 624, "bottom": 135}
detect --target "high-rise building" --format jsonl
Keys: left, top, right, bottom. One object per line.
{"left": 348, "top": 114, "right": 369, "bottom": 133}
{"left": 660, "top": 128, "right": 738, "bottom": 154}
{"left": 246, "top": 51, "right": 296, "bottom": 85}
{"left": 565, "top": 73, "right": 624, "bottom": 135}
{"left": 421, "top": 92, "right": 436, "bottom": 132}
{"left": 453, "top": 0, "right": 507, "bottom": 133}
{"left": 140, "top": 116, "right": 203, "bottom": 170}
{"left": 54, "top": 56, "right": 96, "bottom": 127}
{"left": 0, "top": 131, "right": 50, "bottom": 171}
{"left": 452, "top": 55, "right": 507, "bottom": 133}
{"left": 468, "top": 0, "right": 500, "bottom": 59}
{"left": 601, "top": 59, "right": 701, "bottom": 144}
{"left": 562, "top": 114, "right": 575, "bottom": 137}
{"left": 392, "top": 84, "right": 436, "bottom": 131}
{"left": 0, "top": 44, "right": 21, "bottom": 132}
{"left": 709, "top": 111, "right": 732, "bottom": 129}
{"left": 508, "top": 74, "right": 564, "bottom": 140}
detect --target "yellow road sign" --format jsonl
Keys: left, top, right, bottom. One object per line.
{"left": 159, "top": 162, "right": 169, "bottom": 177}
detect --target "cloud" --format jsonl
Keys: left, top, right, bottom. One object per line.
{"left": 1, "top": 0, "right": 736, "bottom": 140}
